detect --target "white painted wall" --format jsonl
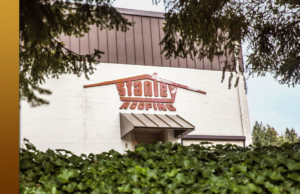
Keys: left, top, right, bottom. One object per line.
{"left": 20, "top": 63, "right": 252, "bottom": 155}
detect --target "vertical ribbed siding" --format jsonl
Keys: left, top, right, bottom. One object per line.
{"left": 142, "top": 17, "right": 153, "bottom": 66}
{"left": 124, "top": 15, "right": 135, "bottom": 65}
{"left": 89, "top": 25, "right": 99, "bottom": 56}
{"left": 158, "top": 18, "right": 171, "bottom": 67}
{"left": 98, "top": 29, "right": 108, "bottom": 62}
{"left": 59, "top": 13, "right": 242, "bottom": 71}
{"left": 150, "top": 18, "right": 162, "bottom": 67}
{"left": 133, "top": 16, "right": 144, "bottom": 65}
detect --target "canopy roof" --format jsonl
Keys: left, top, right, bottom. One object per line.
{"left": 120, "top": 113, "right": 194, "bottom": 138}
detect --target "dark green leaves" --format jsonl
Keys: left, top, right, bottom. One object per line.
{"left": 57, "top": 169, "right": 79, "bottom": 183}
{"left": 20, "top": 0, "right": 132, "bottom": 106}
{"left": 20, "top": 140, "right": 300, "bottom": 193}
{"left": 159, "top": 0, "right": 300, "bottom": 87}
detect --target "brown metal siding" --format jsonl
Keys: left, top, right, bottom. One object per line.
{"left": 203, "top": 56, "right": 212, "bottom": 70}
{"left": 124, "top": 15, "right": 135, "bottom": 65}
{"left": 116, "top": 29, "right": 126, "bottom": 64}
{"left": 212, "top": 56, "right": 220, "bottom": 70}
{"left": 133, "top": 16, "right": 145, "bottom": 65}
{"left": 89, "top": 25, "right": 99, "bottom": 55}
{"left": 80, "top": 33, "right": 89, "bottom": 55}
{"left": 187, "top": 55, "right": 196, "bottom": 69}
{"left": 159, "top": 18, "right": 171, "bottom": 67}
{"left": 59, "top": 9, "right": 243, "bottom": 71}
{"left": 70, "top": 35, "right": 80, "bottom": 54}
{"left": 195, "top": 55, "right": 204, "bottom": 69}
{"left": 99, "top": 29, "right": 108, "bottom": 62}
{"left": 150, "top": 18, "right": 162, "bottom": 67}
{"left": 141, "top": 17, "right": 152, "bottom": 66}
{"left": 107, "top": 28, "right": 117, "bottom": 63}
{"left": 179, "top": 57, "right": 186, "bottom": 68}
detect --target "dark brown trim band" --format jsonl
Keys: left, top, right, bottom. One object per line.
{"left": 182, "top": 135, "right": 246, "bottom": 141}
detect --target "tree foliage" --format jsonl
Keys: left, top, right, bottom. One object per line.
{"left": 20, "top": 0, "right": 131, "bottom": 106}
{"left": 285, "top": 127, "right": 299, "bottom": 143}
{"left": 21, "top": 0, "right": 300, "bottom": 106}
{"left": 20, "top": 139, "right": 300, "bottom": 193}
{"left": 154, "top": 0, "right": 300, "bottom": 87}
{"left": 252, "top": 121, "right": 299, "bottom": 147}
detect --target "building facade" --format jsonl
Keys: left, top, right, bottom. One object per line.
{"left": 20, "top": 8, "right": 252, "bottom": 155}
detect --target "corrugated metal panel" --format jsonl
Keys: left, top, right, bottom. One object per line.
{"left": 89, "top": 25, "right": 99, "bottom": 56}
{"left": 142, "top": 17, "right": 153, "bottom": 66}
{"left": 80, "top": 33, "right": 89, "bottom": 55}
{"left": 122, "top": 113, "right": 145, "bottom": 127}
{"left": 168, "top": 115, "right": 194, "bottom": 128}
{"left": 124, "top": 15, "right": 135, "bottom": 65}
{"left": 159, "top": 18, "right": 171, "bottom": 67}
{"left": 99, "top": 29, "right": 108, "bottom": 62}
{"left": 133, "top": 16, "right": 145, "bottom": 65}
{"left": 203, "top": 56, "right": 212, "bottom": 70}
{"left": 59, "top": 9, "right": 243, "bottom": 71}
{"left": 120, "top": 113, "right": 195, "bottom": 138}
{"left": 146, "top": 114, "right": 170, "bottom": 128}
{"left": 134, "top": 114, "right": 157, "bottom": 127}
{"left": 121, "top": 113, "right": 194, "bottom": 129}
{"left": 107, "top": 28, "right": 118, "bottom": 63}
{"left": 70, "top": 35, "right": 80, "bottom": 54}
{"left": 150, "top": 18, "right": 162, "bottom": 67}
{"left": 116, "top": 29, "right": 126, "bottom": 64}
{"left": 155, "top": 114, "right": 181, "bottom": 128}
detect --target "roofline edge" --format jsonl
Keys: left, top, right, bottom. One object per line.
{"left": 116, "top": 7, "right": 165, "bottom": 18}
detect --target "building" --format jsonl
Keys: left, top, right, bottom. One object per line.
{"left": 20, "top": 8, "right": 252, "bottom": 155}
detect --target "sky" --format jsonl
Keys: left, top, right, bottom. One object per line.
{"left": 113, "top": 0, "right": 300, "bottom": 135}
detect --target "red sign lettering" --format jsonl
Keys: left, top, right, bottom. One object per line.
{"left": 116, "top": 83, "right": 125, "bottom": 96}
{"left": 126, "top": 81, "right": 132, "bottom": 96}
{"left": 144, "top": 81, "right": 153, "bottom": 97}
{"left": 84, "top": 73, "right": 206, "bottom": 112}
{"left": 134, "top": 81, "right": 142, "bottom": 96}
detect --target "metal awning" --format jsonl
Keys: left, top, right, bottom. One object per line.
{"left": 120, "top": 113, "right": 195, "bottom": 138}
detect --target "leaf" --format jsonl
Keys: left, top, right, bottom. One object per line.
{"left": 183, "top": 159, "right": 191, "bottom": 168}
{"left": 147, "top": 169, "right": 158, "bottom": 180}
{"left": 167, "top": 169, "right": 178, "bottom": 178}
{"left": 269, "top": 171, "right": 284, "bottom": 181}
{"left": 117, "top": 184, "right": 132, "bottom": 193}
{"left": 246, "top": 183, "right": 258, "bottom": 192}
{"left": 287, "top": 160, "right": 300, "bottom": 170}
{"left": 287, "top": 173, "right": 300, "bottom": 181}
{"left": 77, "top": 182, "right": 87, "bottom": 191}
{"left": 176, "top": 173, "right": 186, "bottom": 183}
{"left": 20, "top": 141, "right": 300, "bottom": 193}
{"left": 62, "top": 182, "right": 77, "bottom": 193}
{"left": 236, "top": 164, "right": 247, "bottom": 173}
{"left": 57, "top": 169, "right": 79, "bottom": 183}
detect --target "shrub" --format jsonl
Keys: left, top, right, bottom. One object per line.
{"left": 20, "top": 139, "right": 300, "bottom": 193}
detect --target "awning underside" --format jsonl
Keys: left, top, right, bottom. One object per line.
{"left": 120, "top": 113, "right": 195, "bottom": 138}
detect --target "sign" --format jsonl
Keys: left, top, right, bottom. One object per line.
{"left": 83, "top": 73, "right": 206, "bottom": 111}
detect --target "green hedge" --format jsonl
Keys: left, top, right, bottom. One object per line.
{"left": 20, "top": 139, "right": 300, "bottom": 194}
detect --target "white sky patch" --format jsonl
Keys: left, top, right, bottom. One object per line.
{"left": 247, "top": 74, "right": 300, "bottom": 134}
{"left": 113, "top": 0, "right": 165, "bottom": 12}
